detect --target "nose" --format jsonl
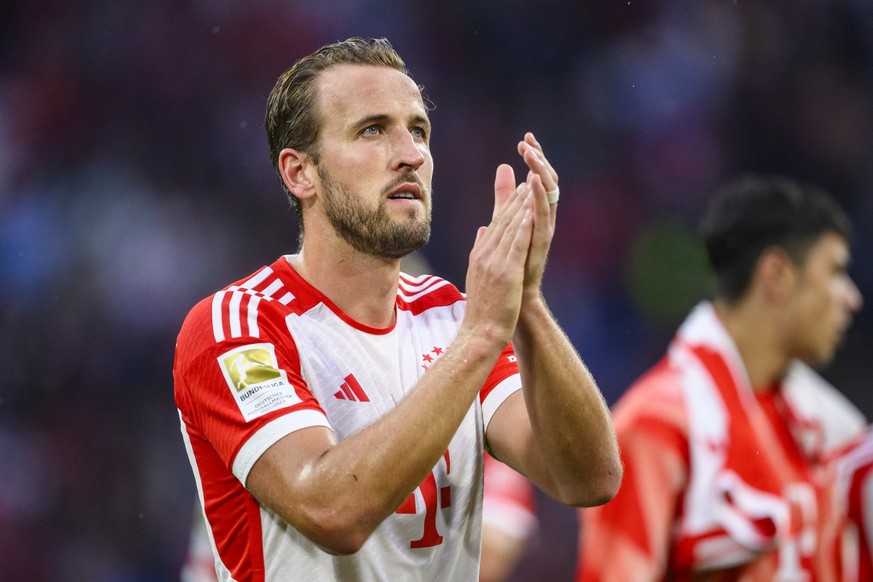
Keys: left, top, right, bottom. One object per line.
{"left": 847, "top": 277, "right": 863, "bottom": 313}
{"left": 391, "top": 129, "right": 427, "bottom": 171}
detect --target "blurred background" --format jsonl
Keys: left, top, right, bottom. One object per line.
{"left": 2, "top": 0, "right": 872, "bottom": 580}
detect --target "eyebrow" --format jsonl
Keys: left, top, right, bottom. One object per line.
{"left": 354, "top": 113, "right": 431, "bottom": 130}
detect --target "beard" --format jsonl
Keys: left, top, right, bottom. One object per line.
{"left": 318, "top": 167, "right": 431, "bottom": 259}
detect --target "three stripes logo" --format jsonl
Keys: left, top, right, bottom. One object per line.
{"left": 334, "top": 374, "right": 370, "bottom": 403}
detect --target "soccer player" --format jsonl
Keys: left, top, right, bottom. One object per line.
{"left": 576, "top": 175, "right": 866, "bottom": 581}
{"left": 174, "top": 37, "right": 621, "bottom": 580}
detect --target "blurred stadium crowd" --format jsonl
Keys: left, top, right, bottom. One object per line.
{"left": 1, "top": 0, "right": 872, "bottom": 580}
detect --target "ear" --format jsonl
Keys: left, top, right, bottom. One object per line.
{"left": 278, "top": 148, "right": 317, "bottom": 201}
{"left": 756, "top": 246, "right": 796, "bottom": 299}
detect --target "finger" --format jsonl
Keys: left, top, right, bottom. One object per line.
{"left": 519, "top": 145, "right": 559, "bottom": 212}
{"left": 522, "top": 132, "right": 541, "bottom": 155}
{"left": 492, "top": 164, "right": 517, "bottom": 222}
{"left": 482, "top": 185, "right": 527, "bottom": 247}
{"left": 474, "top": 191, "right": 521, "bottom": 262}
{"left": 517, "top": 133, "right": 543, "bottom": 159}
{"left": 518, "top": 135, "right": 558, "bottom": 191}
{"left": 526, "top": 173, "right": 556, "bottom": 230}
{"left": 491, "top": 186, "right": 533, "bottom": 266}
{"left": 486, "top": 189, "right": 534, "bottom": 265}
{"left": 521, "top": 145, "right": 558, "bottom": 190}
{"left": 535, "top": 174, "right": 557, "bottom": 232}
{"left": 521, "top": 170, "right": 551, "bottom": 214}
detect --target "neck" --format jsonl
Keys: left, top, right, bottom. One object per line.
{"left": 713, "top": 298, "right": 792, "bottom": 392}
{"left": 287, "top": 244, "right": 401, "bottom": 329}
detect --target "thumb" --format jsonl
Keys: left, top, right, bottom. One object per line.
{"left": 492, "top": 164, "right": 516, "bottom": 221}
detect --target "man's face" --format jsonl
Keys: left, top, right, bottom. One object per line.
{"left": 311, "top": 64, "right": 433, "bottom": 258}
{"left": 784, "top": 233, "right": 863, "bottom": 366}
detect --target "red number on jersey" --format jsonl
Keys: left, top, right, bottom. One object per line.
{"left": 396, "top": 450, "right": 452, "bottom": 548}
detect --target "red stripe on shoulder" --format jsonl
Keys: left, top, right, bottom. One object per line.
{"left": 396, "top": 273, "right": 464, "bottom": 315}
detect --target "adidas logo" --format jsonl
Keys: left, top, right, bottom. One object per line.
{"left": 334, "top": 374, "right": 370, "bottom": 403}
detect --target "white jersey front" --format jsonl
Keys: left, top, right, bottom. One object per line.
{"left": 174, "top": 257, "right": 522, "bottom": 581}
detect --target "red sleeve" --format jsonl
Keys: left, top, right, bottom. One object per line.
{"left": 480, "top": 344, "right": 520, "bottom": 399}
{"left": 833, "top": 432, "right": 873, "bottom": 582}
{"left": 479, "top": 344, "right": 522, "bottom": 430}
{"left": 174, "top": 294, "right": 326, "bottom": 475}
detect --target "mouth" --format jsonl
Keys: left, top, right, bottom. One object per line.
{"left": 387, "top": 182, "right": 423, "bottom": 201}
{"left": 833, "top": 317, "right": 853, "bottom": 346}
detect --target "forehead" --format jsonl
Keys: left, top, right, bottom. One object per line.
{"left": 315, "top": 64, "right": 427, "bottom": 126}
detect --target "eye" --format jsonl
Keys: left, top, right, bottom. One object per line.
{"left": 361, "top": 125, "right": 382, "bottom": 136}
{"left": 410, "top": 126, "right": 428, "bottom": 141}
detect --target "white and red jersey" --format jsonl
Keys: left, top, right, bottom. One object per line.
{"left": 829, "top": 429, "right": 873, "bottom": 582}
{"left": 174, "top": 257, "right": 522, "bottom": 582}
{"left": 576, "top": 302, "right": 866, "bottom": 582}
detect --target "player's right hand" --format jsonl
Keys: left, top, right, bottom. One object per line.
{"left": 462, "top": 171, "right": 534, "bottom": 348}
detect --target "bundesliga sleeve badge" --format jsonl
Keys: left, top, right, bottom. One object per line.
{"left": 218, "top": 343, "right": 302, "bottom": 422}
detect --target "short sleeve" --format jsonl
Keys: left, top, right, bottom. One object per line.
{"left": 480, "top": 344, "right": 522, "bottom": 432}
{"left": 174, "top": 293, "right": 329, "bottom": 484}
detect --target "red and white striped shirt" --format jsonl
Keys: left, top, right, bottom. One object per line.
{"left": 174, "top": 257, "right": 521, "bottom": 581}
{"left": 830, "top": 430, "right": 873, "bottom": 582}
{"left": 576, "top": 302, "right": 865, "bottom": 582}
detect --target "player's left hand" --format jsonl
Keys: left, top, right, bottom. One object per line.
{"left": 517, "top": 133, "right": 558, "bottom": 297}
{"left": 490, "top": 133, "right": 558, "bottom": 299}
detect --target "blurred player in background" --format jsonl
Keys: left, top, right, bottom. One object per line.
{"left": 180, "top": 507, "right": 216, "bottom": 582}
{"left": 479, "top": 452, "right": 538, "bottom": 582}
{"left": 576, "top": 175, "right": 866, "bottom": 581}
